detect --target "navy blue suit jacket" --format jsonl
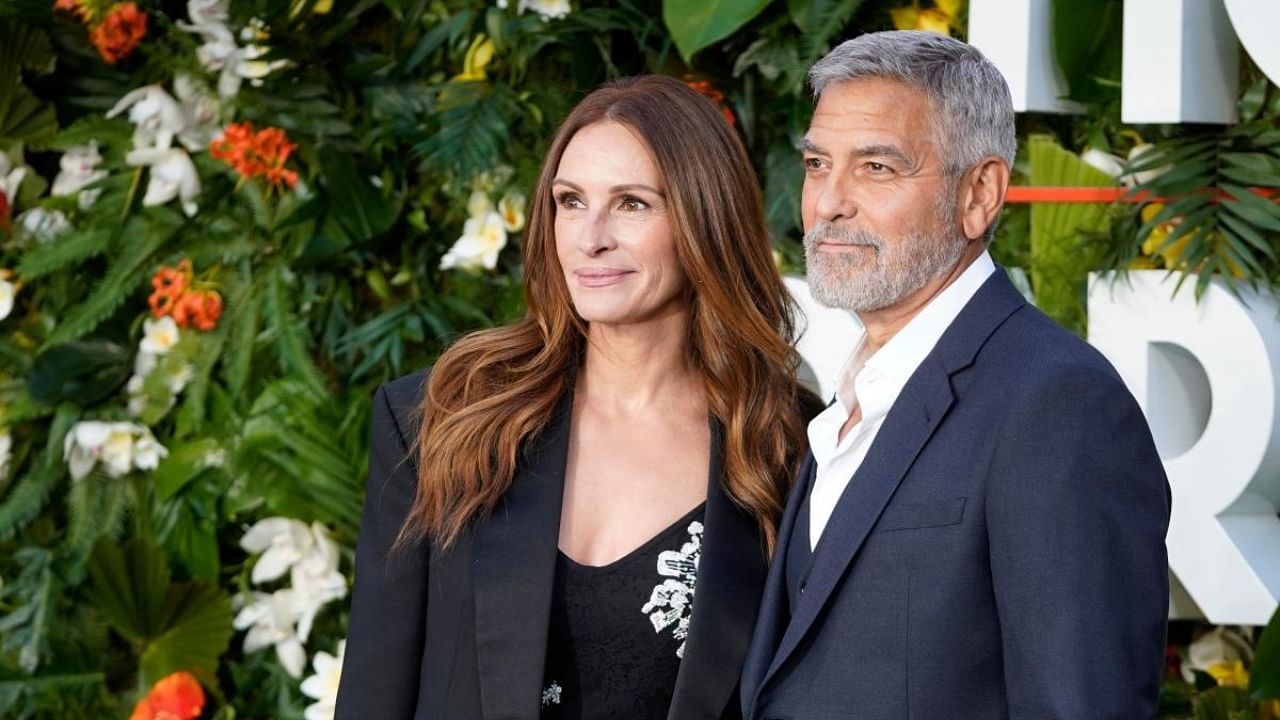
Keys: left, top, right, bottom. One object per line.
{"left": 740, "top": 269, "right": 1171, "bottom": 720}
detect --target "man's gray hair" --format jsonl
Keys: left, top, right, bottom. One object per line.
{"left": 810, "top": 31, "right": 1016, "bottom": 175}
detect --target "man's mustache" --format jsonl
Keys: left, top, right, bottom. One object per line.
{"left": 804, "top": 222, "right": 884, "bottom": 250}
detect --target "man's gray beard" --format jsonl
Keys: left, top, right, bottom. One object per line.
{"left": 803, "top": 219, "right": 967, "bottom": 313}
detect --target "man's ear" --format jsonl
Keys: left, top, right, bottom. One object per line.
{"left": 958, "top": 157, "right": 1010, "bottom": 241}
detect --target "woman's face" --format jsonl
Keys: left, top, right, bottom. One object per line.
{"left": 553, "top": 121, "right": 689, "bottom": 327}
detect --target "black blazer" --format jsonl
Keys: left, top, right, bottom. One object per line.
{"left": 335, "top": 369, "right": 769, "bottom": 719}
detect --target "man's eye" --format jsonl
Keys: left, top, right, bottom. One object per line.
{"left": 867, "top": 162, "right": 891, "bottom": 174}
{"left": 804, "top": 157, "right": 825, "bottom": 171}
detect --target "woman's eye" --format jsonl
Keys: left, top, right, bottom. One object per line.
{"left": 556, "top": 193, "right": 584, "bottom": 210}
{"left": 619, "top": 196, "right": 649, "bottom": 212}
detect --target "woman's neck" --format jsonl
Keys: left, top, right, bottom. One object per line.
{"left": 578, "top": 308, "right": 702, "bottom": 418}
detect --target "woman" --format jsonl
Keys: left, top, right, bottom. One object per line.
{"left": 335, "top": 75, "right": 815, "bottom": 720}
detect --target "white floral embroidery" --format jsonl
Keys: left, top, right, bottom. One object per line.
{"left": 541, "top": 681, "right": 562, "bottom": 707}
{"left": 641, "top": 520, "right": 703, "bottom": 658}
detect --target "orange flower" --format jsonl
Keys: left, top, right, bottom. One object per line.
{"left": 172, "top": 289, "right": 223, "bottom": 331}
{"left": 210, "top": 122, "right": 299, "bottom": 190}
{"left": 129, "top": 670, "right": 204, "bottom": 720}
{"left": 53, "top": 0, "right": 91, "bottom": 22}
{"left": 685, "top": 79, "right": 736, "bottom": 127}
{"left": 148, "top": 260, "right": 192, "bottom": 319}
{"left": 89, "top": 2, "right": 147, "bottom": 64}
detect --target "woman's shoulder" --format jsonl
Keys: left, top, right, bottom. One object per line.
{"left": 380, "top": 367, "right": 432, "bottom": 405}
{"left": 375, "top": 367, "right": 432, "bottom": 439}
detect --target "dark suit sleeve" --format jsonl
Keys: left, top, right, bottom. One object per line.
{"left": 985, "top": 365, "right": 1170, "bottom": 720}
{"left": 335, "top": 381, "right": 430, "bottom": 718}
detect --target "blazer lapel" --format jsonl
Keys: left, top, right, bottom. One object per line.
{"left": 669, "top": 422, "right": 771, "bottom": 720}
{"left": 755, "top": 269, "right": 1029, "bottom": 694}
{"left": 472, "top": 396, "right": 572, "bottom": 720}
{"left": 741, "top": 451, "right": 815, "bottom": 717}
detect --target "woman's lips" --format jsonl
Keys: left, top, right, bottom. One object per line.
{"left": 574, "top": 269, "right": 632, "bottom": 288}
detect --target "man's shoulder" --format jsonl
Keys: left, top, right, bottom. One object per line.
{"left": 980, "top": 303, "right": 1127, "bottom": 391}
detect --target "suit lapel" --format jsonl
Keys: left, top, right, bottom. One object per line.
{"left": 472, "top": 396, "right": 572, "bottom": 720}
{"left": 755, "top": 269, "right": 1029, "bottom": 694}
{"left": 741, "top": 451, "right": 815, "bottom": 717}
{"left": 668, "top": 422, "right": 771, "bottom": 720}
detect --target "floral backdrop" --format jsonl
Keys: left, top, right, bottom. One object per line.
{"left": 1, "top": 0, "right": 1280, "bottom": 718}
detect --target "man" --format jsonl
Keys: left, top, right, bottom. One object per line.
{"left": 740, "top": 31, "right": 1170, "bottom": 720}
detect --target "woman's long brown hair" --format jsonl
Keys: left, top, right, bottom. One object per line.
{"left": 402, "top": 75, "right": 810, "bottom": 553}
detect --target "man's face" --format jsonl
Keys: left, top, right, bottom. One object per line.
{"left": 800, "top": 77, "right": 967, "bottom": 313}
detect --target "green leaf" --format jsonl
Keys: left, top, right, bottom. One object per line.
{"left": 317, "top": 145, "right": 397, "bottom": 245}
{"left": 788, "top": 0, "right": 866, "bottom": 66}
{"left": 27, "top": 340, "right": 131, "bottom": 406}
{"left": 85, "top": 537, "right": 231, "bottom": 687}
{"left": 0, "top": 22, "right": 58, "bottom": 144}
{"left": 663, "top": 0, "right": 774, "bottom": 63}
{"left": 16, "top": 226, "right": 112, "bottom": 280}
{"left": 266, "top": 265, "right": 328, "bottom": 396}
{"left": 1252, "top": 603, "right": 1280, "bottom": 698}
{"left": 1051, "top": 0, "right": 1123, "bottom": 105}
{"left": 1240, "top": 76, "right": 1270, "bottom": 121}
{"left": 47, "top": 211, "right": 182, "bottom": 345}
{"left": 0, "top": 404, "right": 78, "bottom": 538}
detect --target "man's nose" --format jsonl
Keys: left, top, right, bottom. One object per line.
{"left": 811, "top": 170, "right": 859, "bottom": 223}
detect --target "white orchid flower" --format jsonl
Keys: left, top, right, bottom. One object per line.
{"left": 166, "top": 363, "right": 194, "bottom": 394}
{"left": 241, "top": 517, "right": 316, "bottom": 584}
{"left": 289, "top": 523, "right": 347, "bottom": 641}
{"left": 140, "top": 316, "right": 181, "bottom": 355}
{"left": 0, "top": 151, "right": 28, "bottom": 204}
{"left": 125, "top": 147, "right": 201, "bottom": 217}
{"left": 497, "top": 0, "right": 571, "bottom": 20}
{"left": 233, "top": 590, "right": 307, "bottom": 678}
{"left": 466, "top": 190, "right": 492, "bottom": 218}
{"left": 186, "top": 0, "right": 228, "bottom": 26}
{"left": 181, "top": 20, "right": 238, "bottom": 73}
{"left": 0, "top": 275, "right": 15, "bottom": 322}
{"left": 440, "top": 211, "right": 508, "bottom": 271}
{"left": 0, "top": 429, "right": 11, "bottom": 480}
{"left": 1182, "top": 627, "right": 1253, "bottom": 683}
{"left": 52, "top": 143, "right": 107, "bottom": 208}
{"left": 132, "top": 432, "right": 169, "bottom": 471}
{"left": 19, "top": 208, "right": 71, "bottom": 243}
{"left": 173, "top": 74, "right": 222, "bottom": 151}
{"left": 134, "top": 349, "right": 158, "bottom": 377}
{"left": 107, "top": 85, "right": 187, "bottom": 152}
{"left": 1080, "top": 148, "right": 1125, "bottom": 179}
{"left": 300, "top": 641, "right": 345, "bottom": 720}
{"left": 62, "top": 421, "right": 164, "bottom": 480}
{"left": 499, "top": 190, "right": 525, "bottom": 232}
{"left": 218, "top": 43, "right": 289, "bottom": 98}
{"left": 63, "top": 421, "right": 115, "bottom": 481}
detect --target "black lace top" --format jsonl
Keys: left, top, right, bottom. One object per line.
{"left": 539, "top": 503, "right": 707, "bottom": 719}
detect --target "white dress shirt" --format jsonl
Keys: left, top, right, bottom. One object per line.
{"left": 807, "top": 252, "right": 997, "bottom": 549}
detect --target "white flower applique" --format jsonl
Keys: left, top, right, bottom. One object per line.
{"left": 541, "top": 681, "right": 562, "bottom": 708}
{"left": 641, "top": 520, "right": 703, "bottom": 659}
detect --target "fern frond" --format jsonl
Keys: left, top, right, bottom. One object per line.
{"left": 266, "top": 265, "right": 328, "bottom": 396}
{"left": 16, "top": 226, "right": 111, "bottom": 281}
{"left": 46, "top": 213, "right": 180, "bottom": 345}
